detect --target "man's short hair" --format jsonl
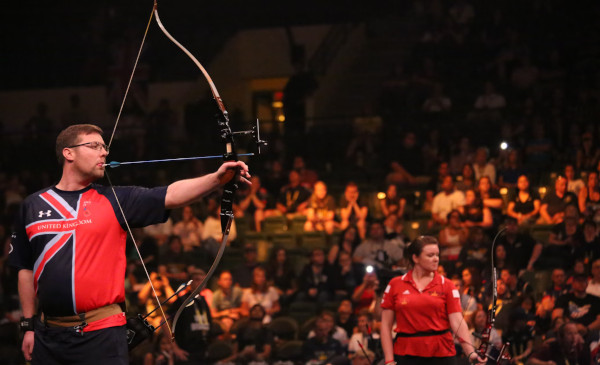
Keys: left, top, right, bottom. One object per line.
{"left": 56, "top": 124, "right": 103, "bottom": 165}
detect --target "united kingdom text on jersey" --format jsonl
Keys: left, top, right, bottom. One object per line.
{"left": 9, "top": 184, "right": 169, "bottom": 317}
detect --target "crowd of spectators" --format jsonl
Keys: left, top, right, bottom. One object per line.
{"left": 2, "top": 0, "right": 600, "bottom": 364}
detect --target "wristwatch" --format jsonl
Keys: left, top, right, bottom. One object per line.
{"left": 19, "top": 317, "right": 35, "bottom": 332}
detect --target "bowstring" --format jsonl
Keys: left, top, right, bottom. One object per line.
{"left": 107, "top": 2, "right": 156, "bottom": 150}
{"left": 105, "top": 173, "right": 173, "bottom": 336}
{"left": 104, "top": 1, "right": 173, "bottom": 337}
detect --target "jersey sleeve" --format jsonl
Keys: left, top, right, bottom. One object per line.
{"left": 380, "top": 277, "right": 398, "bottom": 310}
{"left": 114, "top": 186, "right": 169, "bottom": 228}
{"left": 444, "top": 278, "right": 462, "bottom": 314}
{"left": 7, "top": 203, "right": 34, "bottom": 271}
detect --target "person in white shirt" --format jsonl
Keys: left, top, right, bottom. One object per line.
{"left": 432, "top": 175, "right": 466, "bottom": 225}
{"left": 587, "top": 259, "right": 600, "bottom": 297}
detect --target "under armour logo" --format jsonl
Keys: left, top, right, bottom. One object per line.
{"left": 38, "top": 210, "right": 52, "bottom": 217}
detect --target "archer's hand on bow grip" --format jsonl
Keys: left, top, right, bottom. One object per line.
{"left": 217, "top": 161, "right": 251, "bottom": 186}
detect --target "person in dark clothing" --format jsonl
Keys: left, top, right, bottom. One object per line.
{"left": 302, "top": 311, "right": 347, "bottom": 365}
{"left": 528, "top": 322, "right": 590, "bottom": 365}
{"left": 224, "top": 304, "right": 274, "bottom": 364}
{"left": 298, "top": 248, "right": 336, "bottom": 302}
{"left": 168, "top": 269, "right": 216, "bottom": 364}
{"left": 553, "top": 274, "right": 600, "bottom": 333}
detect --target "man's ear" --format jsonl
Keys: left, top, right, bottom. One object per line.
{"left": 63, "top": 148, "right": 75, "bottom": 163}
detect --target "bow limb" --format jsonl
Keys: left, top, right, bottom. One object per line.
{"left": 153, "top": 2, "right": 239, "bottom": 337}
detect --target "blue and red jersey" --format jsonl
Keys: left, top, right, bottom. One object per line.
{"left": 9, "top": 184, "right": 169, "bottom": 330}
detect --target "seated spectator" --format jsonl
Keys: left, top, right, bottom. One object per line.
{"left": 138, "top": 270, "right": 177, "bottom": 328}
{"left": 431, "top": 175, "right": 466, "bottom": 226}
{"left": 306, "top": 310, "right": 349, "bottom": 353}
{"left": 575, "top": 220, "right": 600, "bottom": 266}
{"left": 234, "top": 175, "right": 269, "bottom": 231}
{"left": 506, "top": 175, "right": 541, "bottom": 225}
{"left": 458, "top": 227, "right": 490, "bottom": 273}
{"left": 566, "top": 260, "right": 587, "bottom": 286}
{"left": 542, "top": 217, "right": 580, "bottom": 270}
{"left": 169, "top": 269, "right": 216, "bottom": 364}
{"left": 542, "top": 268, "right": 570, "bottom": 301}
{"left": 455, "top": 163, "right": 476, "bottom": 192}
{"left": 497, "top": 149, "right": 527, "bottom": 188}
{"left": 460, "top": 267, "right": 484, "bottom": 302}
{"left": 241, "top": 266, "right": 280, "bottom": 323}
{"left": 339, "top": 182, "right": 369, "bottom": 239}
{"left": 587, "top": 259, "right": 600, "bottom": 297}
{"left": 293, "top": 155, "right": 319, "bottom": 189}
{"left": 451, "top": 278, "right": 478, "bottom": 321}
{"left": 353, "top": 221, "right": 403, "bottom": 270}
{"left": 144, "top": 331, "right": 178, "bottom": 365}
{"left": 298, "top": 248, "right": 336, "bottom": 302}
{"left": 476, "top": 176, "right": 503, "bottom": 225}
{"left": 473, "top": 147, "right": 497, "bottom": 184}
{"left": 328, "top": 225, "right": 361, "bottom": 265}
{"left": 553, "top": 274, "right": 600, "bottom": 333}
{"left": 497, "top": 217, "right": 541, "bottom": 273}
{"left": 470, "top": 308, "right": 503, "bottom": 356}
{"left": 351, "top": 270, "right": 379, "bottom": 314}
{"left": 578, "top": 170, "right": 600, "bottom": 219}
{"left": 224, "top": 304, "right": 273, "bottom": 364}
{"left": 336, "top": 300, "right": 357, "bottom": 339}
{"left": 159, "top": 235, "right": 191, "bottom": 285}
{"left": 382, "top": 214, "right": 407, "bottom": 245}
{"left": 386, "top": 131, "right": 421, "bottom": 183}
{"left": 576, "top": 131, "right": 600, "bottom": 172}
{"left": 232, "top": 243, "right": 260, "bottom": 288}
{"left": 528, "top": 322, "right": 590, "bottom": 365}
{"left": 438, "top": 210, "right": 468, "bottom": 270}
{"left": 143, "top": 217, "right": 174, "bottom": 247}
{"left": 493, "top": 243, "right": 510, "bottom": 273}
{"left": 449, "top": 137, "right": 474, "bottom": 176}
{"left": 471, "top": 81, "right": 506, "bottom": 120}
{"left": 211, "top": 270, "right": 244, "bottom": 334}
{"left": 534, "top": 295, "right": 555, "bottom": 337}
{"left": 379, "top": 183, "right": 406, "bottom": 219}
{"left": 266, "top": 247, "right": 297, "bottom": 306}
{"left": 525, "top": 121, "right": 554, "bottom": 174}
{"left": 347, "top": 311, "right": 381, "bottom": 361}
{"left": 304, "top": 180, "right": 337, "bottom": 234}
{"left": 565, "top": 163, "right": 585, "bottom": 196}
{"left": 510, "top": 55, "right": 539, "bottom": 90}
{"left": 460, "top": 190, "right": 493, "bottom": 229}
{"left": 421, "top": 129, "right": 448, "bottom": 175}
{"left": 502, "top": 309, "right": 534, "bottom": 363}
{"left": 173, "top": 205, "right": 203, "bottom": 252}
{"left": 202, "top": 197, "right": 237, "bottom": 257}
{"left": 334, "top": 251, "right": 364, "bottom": 300}
{"left": 539, "top": 175, "right": 578, "bottom": 225}
{"left": 492, "top": 278, "right": 517, "bottom": 334}
{"left": 270, "top": 170, "right": 311, "bottom": 218}
{"left": 422, "top": 82, "right": 452, "bottom": 112}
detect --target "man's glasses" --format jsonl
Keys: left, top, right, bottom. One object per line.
{"left": 67, "top": 141, "right": 109, "bottom": 154}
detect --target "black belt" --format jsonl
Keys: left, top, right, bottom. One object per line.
{"left": 395, "top": 329, "right": 450, "bottom": 339}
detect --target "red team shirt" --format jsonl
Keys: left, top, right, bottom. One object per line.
{"left": 9, "top": 184, "right": 169, "bottom": 332}
{"left": 380, "top": 271, "right": 462, "bottom": 357}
